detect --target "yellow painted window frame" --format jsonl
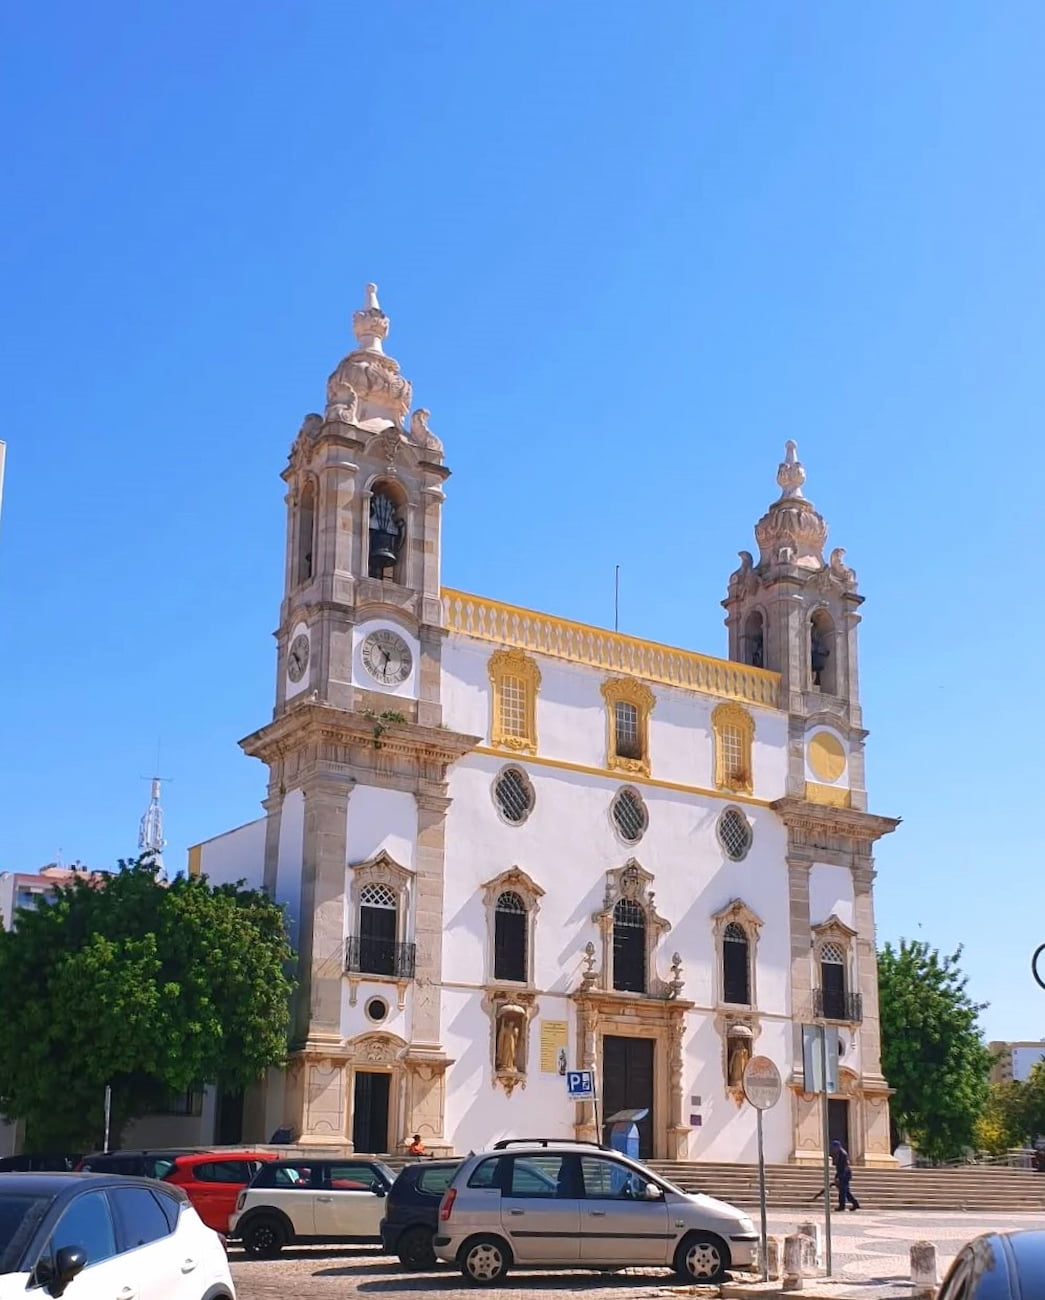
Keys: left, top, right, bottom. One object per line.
{"left": 488, "top": 649, "right": 541, "bottom": 754}
{"left": 712, "top": 702, "right": 755, "bottom": 795}
{"left": 601, "top": 678, "right": 655, "bottom": 777}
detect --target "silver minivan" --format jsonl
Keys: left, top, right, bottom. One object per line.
{"left": 434, "top": 1140, "right": 757, "bottom": 1284}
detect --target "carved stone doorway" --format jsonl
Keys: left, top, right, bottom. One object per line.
{"left": 602, "top": 1035, "right": 655, "bottom": 1158}
{"left": 352, "top": 1071, "right": 391, "bottom": 1154}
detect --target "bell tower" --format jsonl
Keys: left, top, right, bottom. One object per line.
{"left": 723, "top": 441, "right": 867, "bottom": 806}
{"left": 240, "top": 285, "right": 477, "bottom": 1149}
{"left": 274, "top": 283, "right": 449, "bottom": 727}
{"left": 724, "top": 442, "right": 899, "bottom": 1169}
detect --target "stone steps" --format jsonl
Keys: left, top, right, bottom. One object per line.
{"left": 647, "top": 1160, "right": 1045, "bottom": 1212}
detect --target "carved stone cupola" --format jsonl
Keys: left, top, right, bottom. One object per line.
{"left": 273, "top": 284, "right": 450, "bottom": 728}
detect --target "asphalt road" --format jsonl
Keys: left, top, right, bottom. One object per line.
{"left": 228, "top": 1208, "right": 1045, "bottom": 1299}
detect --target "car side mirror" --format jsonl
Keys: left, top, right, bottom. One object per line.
{"left": 43, "top": 1246, "right": 87, "bottom": 1297}
{"left": 644, "top": 1183, "right": 663, "bottom": 1200}
{"left": 371, "top": 1181, "right": 386, "bottom": 1198}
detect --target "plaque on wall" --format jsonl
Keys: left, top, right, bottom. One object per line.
{"left": 540, "top": 1020, "right": 569, "bottom": 1074}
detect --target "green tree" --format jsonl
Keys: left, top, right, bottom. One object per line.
{"left": 973, "top": 1080, "right": 1026, "bottom": 1156}
{"left": 0, "top": 858, "right": 295, "bottom": 1150}
{"left": 878, "top": 938, "right": 992, "bottom": 1162}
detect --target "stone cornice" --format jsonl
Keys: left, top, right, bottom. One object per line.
{"left": 240, "top": 701, "right": 479, "bottom": 773}
{"left": 771, "top": 796, "right": 899, "bottom": 846}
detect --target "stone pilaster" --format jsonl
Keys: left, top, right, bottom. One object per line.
{"left": 296, "top": 777, "right": 351, "bottom": 1047}
{"left": 412, "top": 785, "right": 452, "bottom": 1049}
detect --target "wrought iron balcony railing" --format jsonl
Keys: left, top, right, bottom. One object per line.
{"left": 813, "top": 988, "right": 863, "bottom": 1023}
{"left": 345, "top": 935, "right": 416, "bottom": 980}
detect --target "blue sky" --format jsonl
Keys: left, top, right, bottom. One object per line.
{"left": 2, "top": 2, "right": 1043, "bottom": 1041}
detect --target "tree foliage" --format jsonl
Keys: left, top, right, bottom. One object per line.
{"left": 974, "top": 1063, "right": 1045, "bottom": 1154}
{"left": 878, "top": 938, "right": 992, "bottom": 1162}
{"left": 0, "top": 858, "right": 294, "bottom": 1151}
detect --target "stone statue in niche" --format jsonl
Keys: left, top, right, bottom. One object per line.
{"left": 727, "top": 1030, "right": 752, "bottom": 1089}
{"left": 495, "top": 1002, "right": 527, "bottom": 1073}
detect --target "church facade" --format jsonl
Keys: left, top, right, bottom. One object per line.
{"left": 191, "top": 286, "right": 898, "bottom": 1166}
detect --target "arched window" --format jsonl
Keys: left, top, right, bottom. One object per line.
{"left": 368, "top": 484, "right": 406, "bottom": 581}
{"left": 810, "top": 609, "right": 837, "bottom": 693}
{"left": 819, "top": 940, "right": 847, "bottom": 1019}
{"left": 359, "top": 882, "right": 398, "bottom": 976}
{"left": 297, "top": 480, "right": 316, "bottom": 585}
{"left": 722, "top": 922, "right": 751, "bottom": 1006}
{"left": 743, "top": 610, "right": 765, "bottom": 669}
{"left": 494, "top": 891, "right": 528, "bottom": 982}
{"left": 612, "top": 898, "right": 647, "bottom": 993}
{"left": 712, "top": 703, "right": 755, "bottom": 795}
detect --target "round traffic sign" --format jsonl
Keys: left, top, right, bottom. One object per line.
{"left": 742, "top": 1055, "right": 782, "bottom": 1110}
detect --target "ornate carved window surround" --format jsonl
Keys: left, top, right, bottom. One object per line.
{"left": 602, "top": 678, "right": 655, "bottom": 777}
{"left": 591, "top": 860, "right": 671, "bottom": 998}
{"left": 346, "top": 850, "right": 414, "bottom": 1009}
{"left": 488, "top": 649, "right": 541, "bottom": 755}
{"left": 712, "top": 898, "right": 764, "bottom": 1011}
{"left": 812, "top": 913, "right": 861, "bottom": 1024}
{"left": 712, "top": 702, "right": 755, "bottom": 795}
{"left": 481, "top": 866, "right": 545, "bottom": 989}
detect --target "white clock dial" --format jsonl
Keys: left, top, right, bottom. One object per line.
{"left": 287, "top": 633, "right": 310, "bottom": 683}
{"left": 361, "top": 629, "right": 413, "bottom": 687}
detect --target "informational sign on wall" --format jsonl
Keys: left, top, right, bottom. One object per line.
{"left": 540, "top": 1020, "right": 569, "bottom": 1074}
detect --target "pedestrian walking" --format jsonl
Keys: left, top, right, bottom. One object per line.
{"left": 830, "top": 1139, "right": 860, "bottom": 1211}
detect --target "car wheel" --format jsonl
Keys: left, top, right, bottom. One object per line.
{"left": 460, "top": 1235, "right": 512, "bottom": 1285}
{"left": 398, "top": 1225, "right": 436, "bottom": 1270}
{"left": 243, "top": 1216, "right": 287, "bottom": 1258}
{"left": 675, "top": 1233, "right": 730, "bottom": 1283}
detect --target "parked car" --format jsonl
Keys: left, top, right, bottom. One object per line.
{"left": 938, "top": 1230, "right": 1045, "bottom": 1298}
{"left": 381, "top": 1160, "right": 460, "bottom": 1268}
{"left": 434, "top": 1139, "right": 758, "bottom": 1285}
{"left": 0, "top": 1171, "right": 235, "bottom": 1300}
{"left": 163, "top": 1152, "right": 277, "bottom": 1235}
{"left": 0, "top": 1154, "right": 81, "bottom": 1173}
{"left": 230, "top": 1157, "right": 395, "bottom": 1256}
{"left": 76, "top": 1149, "right": 195, "bottom": 1179}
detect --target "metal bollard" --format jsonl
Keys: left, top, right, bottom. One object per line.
{"left": 766, "top": 1235, "right": 785, "bottom": 1281}
{"left": 911, "top": 1241, "right": 939, "bottom": 1299}
{"left": 782, "top": 1232, "right": 806, "bottom": 1291}
{"left": 796, "top": 1220, "right": 822, "bottom": 1271}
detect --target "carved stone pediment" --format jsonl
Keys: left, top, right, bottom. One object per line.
{"left": 712, "top": 897, "right": 764, "bottom": 935}
{"left": 348, "top": 1031, "right": 408, "bottom": 1065}
{"left": 351, "top": 848, "right": 412, "bottom": 890}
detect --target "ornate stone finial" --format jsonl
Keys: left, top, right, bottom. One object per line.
{"left": 580, "top": 940, "right": 598, "bottom": 991}
{"left": 776, "top": 440, "right": 806, "bottom": 499}
{"left": 353, "top": 282, "right": 390, "bottom": 354}
{"left": 668, "top": 952, "right": 684, "bottom": 1000}
{"left": 409, "top": 407, "right": 443, "bottom": 455}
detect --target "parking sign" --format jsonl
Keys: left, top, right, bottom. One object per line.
{"left": 566, "top": 1069, "right": 596, "bottom": 1101}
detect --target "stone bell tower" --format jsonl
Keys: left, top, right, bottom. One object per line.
{"left": 240, "top": 285, "right": 477, "bottom": 1147}
{"left": 723, "top": 442, "right": 899, "bottom": 1168}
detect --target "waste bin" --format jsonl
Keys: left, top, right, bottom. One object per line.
{"left": 604, "top": 1108, "right": 649, "bottom": 1161}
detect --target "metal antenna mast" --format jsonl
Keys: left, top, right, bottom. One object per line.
{"left": 138, "top": 776, "right": 172, "bottom": 880}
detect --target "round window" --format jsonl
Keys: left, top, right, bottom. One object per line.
{"left": 365, "top": 997, "right": 389, "bottom": 1024}
{"left": 718, "top": 807, "right": 753, "bottom": 861}
{"left": 611, "top": 787, "right": 648, "bottom": 843}
{"left": 493, "top": 767, "right": 535, "bottom": 824}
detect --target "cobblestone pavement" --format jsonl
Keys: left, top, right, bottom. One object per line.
{"left": 229, "top": 1210, "right": 1045, "bottom": 1300}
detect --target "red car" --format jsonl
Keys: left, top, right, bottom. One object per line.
{"left": 163, "top": 1150, "right": 277, "bottom": 1233}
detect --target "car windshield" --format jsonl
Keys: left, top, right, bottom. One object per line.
{"left": 0, "top": 1194, "right": 51, "bottom": 1274}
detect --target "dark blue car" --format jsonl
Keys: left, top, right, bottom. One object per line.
{"left": 939, "top": 1231, "right": 1045, "bottom": 1299}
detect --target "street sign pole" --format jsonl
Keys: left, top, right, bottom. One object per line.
{"left": 819, "top": 1027, "right": 832, "bottom": 1276}
{"left": 742, "top": 1055, "right": 782, "bottom": 1284}
{"left": 755, "top": 1106, "right": 768, "bottom": 1281}
{"left": 103, "top": 1084, "right": 112, "bottom": 1154}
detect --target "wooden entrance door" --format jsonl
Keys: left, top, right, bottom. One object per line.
{"left": 601, "top": 1035, "right": 655, "bottom": 1159}
{"left": 352, "top": 1071, "right": 391, "bottom": 1154}
{"left": 828, "top": 1098, "right": 850, "bottom": 1152}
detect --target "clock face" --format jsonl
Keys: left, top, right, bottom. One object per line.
{"left": 287, "top": 633, "right": 310, "bottom": 683}
{"left": 361, "top": 629, "right": 413, "bottom": 687}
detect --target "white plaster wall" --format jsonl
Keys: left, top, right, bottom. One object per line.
{"left": 276, "top": 790, "right": 305, "bottom": 949}
{"left": 197, "top": 818, "right": 266, "bottom": 891}
{"left": 442, "top": 635, "right": 788, "bottom": 798}
{"left": 441, "top": 747, "right": 797, "bottom": 1160}
{"left": 809, "top": 864, "right": 854, "bottom": 932}
{"left": 342, "top": 786, "right": 418, "bottom": 1042}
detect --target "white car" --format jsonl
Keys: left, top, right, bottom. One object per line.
{"left": 0, "top": 1171, "right": 234, "bottom": 1300}
{"left": 229, "top": 1158, "right": 394, "bottom": 1256}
